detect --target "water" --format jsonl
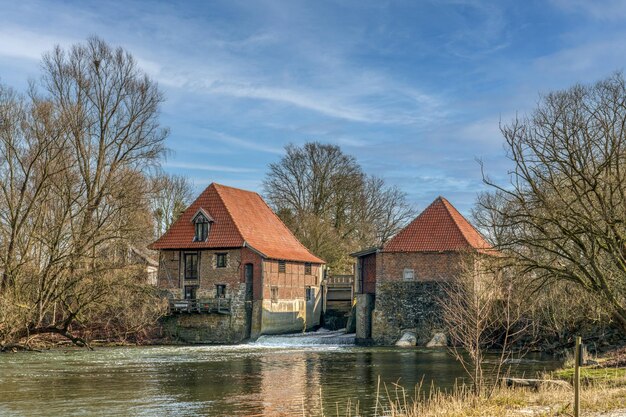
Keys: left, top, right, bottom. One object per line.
{"left": 254, "top": 328, "right": 356, "bottom": 345}
{"left": 0, "top": 336, "right": 560, "bottom": 416}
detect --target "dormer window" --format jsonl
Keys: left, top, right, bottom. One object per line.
{"left": 191, "top": 209, "right": 213, "bottom": 242}
{"left": 195, "top": 217, "right": 208, "bottom": 241}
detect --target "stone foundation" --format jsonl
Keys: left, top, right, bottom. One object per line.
{"left": 355, "top": 293, "right": 374, "bottom": 343}
{"left": 161, "top": 283, "right": 249, "bottom": 344}
{"left": 371, "top": 281, "right": 446, "bottom": 345}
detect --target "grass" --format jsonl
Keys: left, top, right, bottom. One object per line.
{"left": 551, "top": 366, "right": 626, "bottom": 385}
{"left": 330, "top": 366, "right": 626, "bottom": 417}
{"left": 361, "top": 383, "right": 626, "bottom": 416}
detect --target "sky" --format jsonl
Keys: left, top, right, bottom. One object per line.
{"left": 1, "top": 0, "right": 625, "bottom": 215}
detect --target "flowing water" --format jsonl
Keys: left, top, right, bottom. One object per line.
{"left": 0, "top": 333, "right": 560, "bottom": 416}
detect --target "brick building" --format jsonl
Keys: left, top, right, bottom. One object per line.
{"left": 352, "top": 196, "right": 492, "bottom": 345}
{"left": 150, "top": 183, "right": 325, "bottom": 343}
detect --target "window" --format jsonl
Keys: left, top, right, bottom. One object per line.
{"left": 194, "top": 214, "right": 209, "bottom": 242}
{"left": 216, "top": 284, "right": 226, "bottom": 298}
{"left": 216, "top": 253, "right": 227, "bottom": 268}
{"left": 403, "top": 268, "right": 415, "bottom": 282}
{"left": 184, "top": 285, "right": 197, "bottom": 300}
{"left": 304, "top": 262, "right": 312, "bottom": 275}
{"left": 184, "top": 253, "right": 198, "bottom": 280}
{"left": 306, "top": 286, "right": 314, "bottom": 301}
{"left": 271, "top": 286, "right": 279, "bottom": 302}
{"left": 278, "top": 260, "right": 286, "bottom": 273}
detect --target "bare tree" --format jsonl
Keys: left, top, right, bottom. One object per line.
{"left": 0, "top": 37, "right": 167, "bottom": 348}
{"left": 358, "top": 176, "right": 414, "bottom": 244}
{"left": 438, "top": 254, "right": 531, "bottom": 395}
{"left": 148, "top": 173, "right": 194, "bottom": 239}
{"left": 480, "top": 73, "right": 626, "bottom": 335}
{"left": 264, "top": 142, "right": 415, "bottom": 271}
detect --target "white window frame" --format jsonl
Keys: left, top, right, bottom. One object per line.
{"left": 403, "top": 268, "right": 415, "bottom": 282}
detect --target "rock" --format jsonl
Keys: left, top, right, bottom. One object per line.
{"left": 426, "top": 332, "right": 447, "bottom": 348}
{"left": 395, "top": 329, "right": 417, "bottom": 347}
{"left": 503, "top": 358, "right": 541, "bottom": 365}
{"left": 502, "top": 377, "right": 572, "bottom": 391}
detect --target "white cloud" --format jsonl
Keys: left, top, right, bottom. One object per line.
{"left": 164, "top": 161, "right": 258, "bottom": 173}
{"left": 533, "top": 37, "right": 626, "bottom": 79}
{"left": 198, "top": 129, "right": 284, "bottom": 155}
{"left": 459, "top": 116, "right": 506, "bottom": 147}
{"left": 550, "top": 0, "right": 626, "bottom": 20}
{"left": 187, "top": 177, "right": 263, "bottom": 192}
{"left": 0, "top": 27, "right": 76, "bottom": 61}
{"left": 0, "top": 5, "right": 448, "bottom": 128}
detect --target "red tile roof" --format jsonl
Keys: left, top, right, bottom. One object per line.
{"left": 382, "top": 196, "right": 492, "bottom": 253}
{"left": 149, "top": 183, "right": 324, "bottom": 264}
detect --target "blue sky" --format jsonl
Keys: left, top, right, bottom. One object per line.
{"left": 1, "top": 0, "right": 625, "bottom": 215}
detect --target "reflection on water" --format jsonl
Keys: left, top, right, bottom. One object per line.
{"left": 0, "top": 344, "right": 560, "bottom": 416}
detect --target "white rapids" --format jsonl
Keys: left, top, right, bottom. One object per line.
{"left": 252, "top": 328, "right": 356, "bottom": 346}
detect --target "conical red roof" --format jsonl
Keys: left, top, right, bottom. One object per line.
{"left": 149, "top": 183, "right": 324, "bottom": 264}
{"left": 382, "top": 196, "right": 491, "bottom": 253}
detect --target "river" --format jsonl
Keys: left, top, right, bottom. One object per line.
{"left": 0, "top": 334, "right": 560, "bottom": 416}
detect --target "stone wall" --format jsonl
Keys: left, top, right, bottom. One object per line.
{"left": 197, "top": 248, "right": 243, "bottom": 298}
{"left": 161, "top": 281, "right": 248, "bottom": 343}
{"left": 157, "top": 249, "right": 324, "bottom": 341}
{"left": 157, "top": 249, "right": 250, "bottom": 343}
{"left": 157, "top": 248, "right": 245, "bottom": 298}
{"left": 355, "top": 293, "right": 375, "bottom": 343}
{"left": 371, "top": 281, "right": 447, "bottom": 345}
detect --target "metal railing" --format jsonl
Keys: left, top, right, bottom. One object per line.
{"left": 326, "top": 275, "right": 354, "bottom": 285}
{"left": 169, "top": 298, "right": 231, "bottom": 315}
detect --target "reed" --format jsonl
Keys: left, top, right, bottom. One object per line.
{"left": 322, "top": 371, "right": 626, "bottom": 417}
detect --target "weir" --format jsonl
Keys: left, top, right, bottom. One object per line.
{"left": 252, "top": 328, "right": 356, "bottom": 346}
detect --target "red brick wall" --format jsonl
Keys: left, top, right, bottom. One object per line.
{"left": 241, "top": 247, "right": 263, "bottom": 300}
{"left": 358, "top": 253, "right": 377, "bottom": 294}
{"left": 262, "top": 260, "right": 321, "bottom": 300}
{"left": 158, "top": 249, "right": 324, "bottom": 303}
{"left": 376, "top": 251, "right": 463, "bottom": 282}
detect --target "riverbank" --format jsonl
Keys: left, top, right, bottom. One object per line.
{"left": 2, "top": 337, "right": 625, "bottom": 416}
{"left": 367, "top": 357, "right": 626, "bottom": 417}
{"left": 369, "top": 382, "right": 626, "bottom": 417}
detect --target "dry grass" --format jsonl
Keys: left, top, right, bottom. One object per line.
{"left": 337, "top": 372, "right": 626, "bottom": 417}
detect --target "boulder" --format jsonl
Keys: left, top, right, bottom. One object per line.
{"left": 426, "top": 332, "right": 447, "bottom": 348}
{"left": 502, "top": 377, "right": 572, "bottom": 391}
{"left": 395, "top": 329, "right": 417, "bottom": 347}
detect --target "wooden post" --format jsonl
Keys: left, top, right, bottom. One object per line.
{"left": 574, "top": 336, "right": 581, "bottom": 417}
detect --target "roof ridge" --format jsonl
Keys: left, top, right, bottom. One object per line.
{"left": 439, "top": 197, "right": 488, "bottom": 249}
{"left": 382, "top": 199, "right": 434, "bottom": 250}
{"left": 212, "top": 183, "right": 246, "bottom": 243}
{"left": 381, "top": 196, "right": 491, "bottom": 253}
{"left": 255, "top": 191, "right": 324, "bottom": 262}
{"left": 212, "top": 182, "right": 251, "bottom": 193}
{"left": 438, "top": 197, "right": 472, "bottom": 248}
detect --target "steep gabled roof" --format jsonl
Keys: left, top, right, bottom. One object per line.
{"left": 149, "top": 183, "right": 324, "bottom": 264}
{"left": 382, "top": 196, "right": 491, "bottom": 253}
